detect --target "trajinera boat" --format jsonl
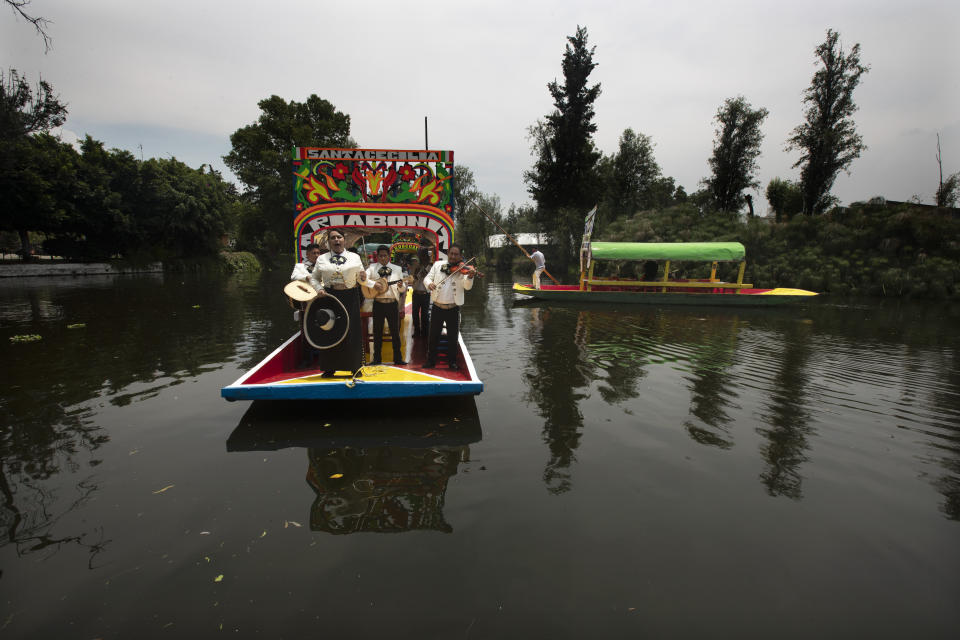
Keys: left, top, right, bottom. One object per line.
{"left": 513, "top": 208, "right": 818, "bottom": 306}
{"left": 222, "top": 147, "right": 483, "bottom": 401}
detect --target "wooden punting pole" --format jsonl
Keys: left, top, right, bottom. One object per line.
{"left": 466, "top": 197, "right": 560, "bottom": 285}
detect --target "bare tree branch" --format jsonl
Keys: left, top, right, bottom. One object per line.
{"left": 4, "top": 0, "right": 52, "bottom": 53}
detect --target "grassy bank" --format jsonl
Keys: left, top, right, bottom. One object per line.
{"left": 163, "top": 251, "right": 262, "bottom": 274}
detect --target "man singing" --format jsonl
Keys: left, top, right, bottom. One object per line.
{"left": 423, "top": 244, "right": 475, "bottom": 370}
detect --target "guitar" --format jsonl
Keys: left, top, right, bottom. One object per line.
{"left": 361, "top": 274, "right": 413, "bottom": 299}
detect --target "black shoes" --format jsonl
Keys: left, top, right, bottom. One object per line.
{"left": 321, "top": 370, "right": 336, "bottom": 378}
{"left": 393, "top": 360, "right": 407, "bottom": 366}
{"left": 448, "top": 363, "right": 460, "bottom": 371}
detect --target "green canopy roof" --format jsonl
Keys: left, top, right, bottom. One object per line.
{"left": 589, "top": 242, "right": 746, "bottom": 262}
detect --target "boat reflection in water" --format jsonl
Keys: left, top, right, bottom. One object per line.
{"left": 226, "top": 398, "right": 481, "bottom": 534}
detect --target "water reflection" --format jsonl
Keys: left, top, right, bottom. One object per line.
{"left": 520, "top": 302, "right": 752, "bottom": 493}
{"left": 226, "top": 398, "right": 482, "bottom": 534}
{"left": 524, "top": 306, "right": 589, "bottom": 494}
{"left": 515, "top": 298, "right": 960, "bottom": 517}
{"left": 755, "top": 320, "right": 816, "bottom": 500}
{"left": 0, "top": 271, "right": 269, "bottom": 566}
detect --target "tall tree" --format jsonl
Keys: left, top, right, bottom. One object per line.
{"left": 224, "top": 95, "right": 353, "bottom": 258}
{"left": 605, "top": 128, "right": 662, "bottom": 217}
{"left": 766, "top": 177, "right": 803, "bottom": 222}
{"left": 451, "top": 164, "right": 501, "bottom": 261}
{"left": 136, "top": 158, "right": 233, "bottom": 258}
{"left": 60, "top": 136, "right": 140, "bottom": 260}
{"left": 935, "top": 133, "right": 959, "bottom": 208}
{"left": 703, "top": 96, "right": 768, "bottom": 213}
{"left": 452, "top": 164, "right": 500, "bottom": 262}
{"left": 0, "top": 69, "right": 68, "bottom": 258}
{"left": 787, "top": 29, "right": 869, "bottom": 214}
{"left": 524, "top": 26, "right": 602, "bottom": 266}
{"left": 0, "top": 132, "right": 77, "bottom": 257}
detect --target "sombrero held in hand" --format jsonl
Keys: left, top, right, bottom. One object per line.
{"left": 284, "top": 280, "right": 318, "bottom": 302}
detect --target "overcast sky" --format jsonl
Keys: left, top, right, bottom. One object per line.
{"left": 4, "top": 0, "right": 958, "bottom": 217}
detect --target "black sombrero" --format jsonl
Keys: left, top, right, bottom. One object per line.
{"left": 302, "top": 294, "right": 350, "bottom": 349}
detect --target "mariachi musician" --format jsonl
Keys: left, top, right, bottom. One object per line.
{"left": 291, "top": 242, "right": 322, "bottom": 282}
{"left": 363, "top": 245, "right": 407, "bottom": 365}
{"left": 410, "top": 246, "right": 433, "bottom": 337}
{"left": 288, "top": 242, "right": 322, "bottom": 323}
{"left": 307, "top": 229, "right": 367, "bottom": 377}
{"left": 423, "top": 243, "right": 475, "bottom": 370}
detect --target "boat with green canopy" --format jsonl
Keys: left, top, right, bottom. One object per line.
{"left": 513, "top": 211, "right": 817, "bottom": 306}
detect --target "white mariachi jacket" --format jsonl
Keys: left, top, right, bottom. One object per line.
{"left": 290, "top": 260, "right": 314, "bottom": 281}
{"left": 424, "top": 260, "right": 474, "bottom": 306}
{"left": 309, "top": 250, "right": 365, "bottom": 292}
{"left": 364, "top": 262, "right": 406, "bottom": 301}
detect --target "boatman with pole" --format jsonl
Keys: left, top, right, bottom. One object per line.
{"left": 423, "top": 244, "right": 475, "bottom": 370}
{"left": 467, "top": 196, "right": 560, "bottom": 285}
{"left": 530, "top": 247, "right": 546, "bottom": 290}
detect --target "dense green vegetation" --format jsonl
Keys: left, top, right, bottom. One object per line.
{"left": 492, "top": 25, "right": 959, "bottom": 300}
{"left": 224, "top": 95, "right": 354, "bottom": 260}
{"left": 508, "top": 202, "right": 960, "bottom": 300}
{"left": 1, "top": 70, "right": 245, "bottom": 263}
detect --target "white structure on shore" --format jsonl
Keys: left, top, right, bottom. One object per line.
{"left": 487, "top": 232, "right": 552, "bottom": 248}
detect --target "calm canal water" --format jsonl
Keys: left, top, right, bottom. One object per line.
{"left": 1, "top": 270, "right": 958, "bottom": 638}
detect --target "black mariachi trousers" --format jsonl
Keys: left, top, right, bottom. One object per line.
{"left": 372, "top": 300, "right": 401, "bottom": 363}
{"left": 427, "top": 304, "right": 460, "bottom": 365}
{"left": 412, "top": 291, "right": 430, "bottom": 336}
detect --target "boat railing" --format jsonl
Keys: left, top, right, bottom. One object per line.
{"left": 580, "top": 258, "right": 749, "bottom": 293}
{"left": 583, "top": 278, "right": 754, "bottom": 293}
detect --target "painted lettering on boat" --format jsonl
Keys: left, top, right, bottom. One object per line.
{"left": 299, "top": 214, "right": 450, "bottom": 250}
{"left": 304, "top": 148, "right": 445, "bottom": 163}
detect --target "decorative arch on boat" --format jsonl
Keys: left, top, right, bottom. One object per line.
{"left": 292, "top": 147, "right": 455, "bottom": 262}
{"left": 293, "top": 203, "right": 454, "bottom": 260}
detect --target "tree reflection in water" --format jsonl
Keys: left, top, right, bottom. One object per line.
{"left": 226, "top": 398, "right": 482, "bottom": 534}
{"left": 755, "top": 321, "right": 815, "bottom": 500}
{"left": 0, "top": 389, "right": 111, "bottom": 565}
{"left": 522, "top": 304, "right": 749, "bottom": 493}
{"left": 524, "top": 307, "right": 590, "bottom": 494}
{"left": 0, "top": 272, "right": 261, "bottom": 565}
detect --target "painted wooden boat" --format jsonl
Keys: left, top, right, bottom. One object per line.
{"left": 513, "top": 283, "right": 818, "bottom": 306}
{"left": 222, "top": 147, "right": 482, "bottom": 401}
{"left": 222, "top": 291, "right": 482, "bottom": 400}
{"left": 514, "top": 239, "right": 818, "bottom": 307}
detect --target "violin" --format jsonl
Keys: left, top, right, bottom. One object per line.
{"left": 448, "top": 260, "right": 484, "bottom": 278}
{"left": 458, "top": 264, "right": 484, "bottom": 278}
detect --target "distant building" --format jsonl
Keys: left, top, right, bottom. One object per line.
{"left": 487, "top": 232, "right": 553, "bottom": 248}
